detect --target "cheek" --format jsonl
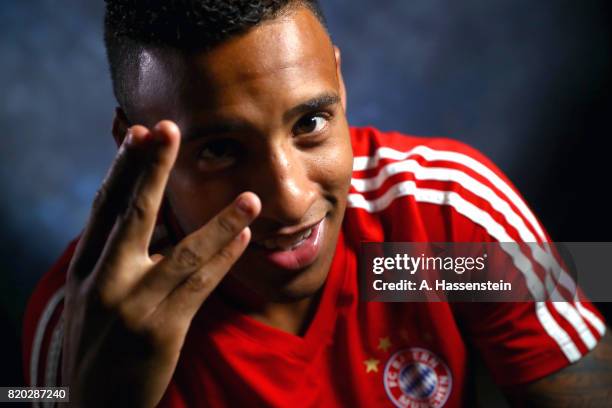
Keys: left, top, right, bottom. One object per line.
{"left": 308, "top": 129, "right": 353, "bottom": 199}
{"left": 165, "top": 170, "right": 237, "bottom": 235}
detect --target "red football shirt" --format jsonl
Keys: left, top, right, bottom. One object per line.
{"left": 23, "top": 127, "right": 606, "bottom": 407}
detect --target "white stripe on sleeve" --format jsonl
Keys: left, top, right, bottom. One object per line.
{"left": 348, "top": 182, "right": 583, "bottom": 361}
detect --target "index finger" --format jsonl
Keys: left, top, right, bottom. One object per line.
{"left": 120, "top": 192, "right": 261, "bottom": 312}
{"left": 69, "top": 125, "right": 151, "bottom": 281}
{"left": 167, "top": 192, "right": 261, "bottom": 273}
{"left": 101, "top": 121, "right": 181, "bottom": 262}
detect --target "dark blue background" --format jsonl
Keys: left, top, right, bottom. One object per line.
{"left": 1, "top": 0, "right": 611, "bottom": 386}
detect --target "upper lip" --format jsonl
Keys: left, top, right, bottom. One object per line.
{"left": 251, "top": 217, "right": 324, "bottom": 243}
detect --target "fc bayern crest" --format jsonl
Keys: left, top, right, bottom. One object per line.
{"left": 383, "top": 347, "right": 452, "bottom": 408}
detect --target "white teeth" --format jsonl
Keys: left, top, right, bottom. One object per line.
{"left": 258, "top": 227, "right": 314, "bottom": 250}
{"left": 291, "top": 237, "right": 306, "bottom": 249}
{"left": 303, "top": 228, "right": 313, "bottom": 239}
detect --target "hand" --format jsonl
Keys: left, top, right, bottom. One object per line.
{"left": 61, "top": 121, "right": 261, "bottom": 407}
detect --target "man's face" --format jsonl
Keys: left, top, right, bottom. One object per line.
{"left": 124, "top": 7, "right": 353, "bottom": 302}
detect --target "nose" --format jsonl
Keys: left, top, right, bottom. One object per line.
{"left": 251, "top": 141, "right": 318, "bottom": 227}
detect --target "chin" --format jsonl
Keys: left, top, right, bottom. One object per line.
{"left": 230, "top": 222, "right": 341, "bottom": 303}
{"left": 224, "top": 207, "right": 345, "bottom": 303}
{"left": 264, "top": 264, "right": 331, "bottom": 302}
{"left": 228, "top": 252, "right": 332, "bottom": 303}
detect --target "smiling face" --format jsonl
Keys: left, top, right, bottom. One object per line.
{"left": 118, "top": 6, "right": 353, "bottom": 302}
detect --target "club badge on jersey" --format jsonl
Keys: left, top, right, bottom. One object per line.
{"left": 383, "top": 348, "right": 452, "bottom": 408}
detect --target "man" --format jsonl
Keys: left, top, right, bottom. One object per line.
{"left": 22, "top": 1, "right": 612, "bottom": 406}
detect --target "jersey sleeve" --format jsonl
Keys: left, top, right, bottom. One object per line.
{"left": 22, "top": 239, "right": 74, "bottom": 388}
{"left": 348, "top": 127, "right": 607, "bottom": 386}
{"left": 431, "top": 139, "right": 608, "bottom": 386}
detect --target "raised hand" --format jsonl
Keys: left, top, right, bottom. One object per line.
{"left": 61, "top": 121, "right": 261, "bottom": 407}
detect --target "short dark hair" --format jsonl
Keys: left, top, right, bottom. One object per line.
{"left": 103, "top": 0, "right": 326, "bottom": 116}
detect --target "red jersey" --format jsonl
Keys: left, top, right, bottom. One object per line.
{"left": 23, "top": 127, "right": 606, "bottom": 407}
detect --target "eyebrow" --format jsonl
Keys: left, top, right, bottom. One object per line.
{"left": 282, "top": 92, "right": 341, "bottom": 123}
{"left": 182, "top": 92, "right": 341, "bottom": 142}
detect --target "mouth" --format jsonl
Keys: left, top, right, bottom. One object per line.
{"left": 252, "top": 220, "right": 319, "bottom": 250}
{"left": 249, "top": 217, "right": 326, "bottom": 270}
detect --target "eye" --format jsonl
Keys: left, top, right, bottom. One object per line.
{"left": 293, "top": 113, "right": 330, "bottom": 135}
{"left": 197, "top": 139, "right": 241, "bottom": 169}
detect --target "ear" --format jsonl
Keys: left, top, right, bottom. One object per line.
{"left": 111, "top": 107, "right": 131, "bottom": 148}
{"left": 334, "top": 45, "right": 347, "bottom": 113}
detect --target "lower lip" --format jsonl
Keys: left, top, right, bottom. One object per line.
{"left": 251, "top": 218, "right": 325, "bottom": 270}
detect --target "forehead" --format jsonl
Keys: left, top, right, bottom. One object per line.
{"left": 133, "top": 7, "right": 337, "bottom": 124}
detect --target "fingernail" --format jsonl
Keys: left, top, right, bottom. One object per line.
{"left": 125, "top": 128, "right": 147, "bottom": 147}
{"left": 236, "top": 196, "right": 254, "bottom": 216}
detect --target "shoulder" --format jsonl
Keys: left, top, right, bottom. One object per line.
{"left": 22, "top": 239, "right": 74, "bottom": 386}
{"left": 349, "top": 126, "right": 510, "bottom": 188}
{"left": 345, "top": 126, "right": 547, "bottom": 243}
